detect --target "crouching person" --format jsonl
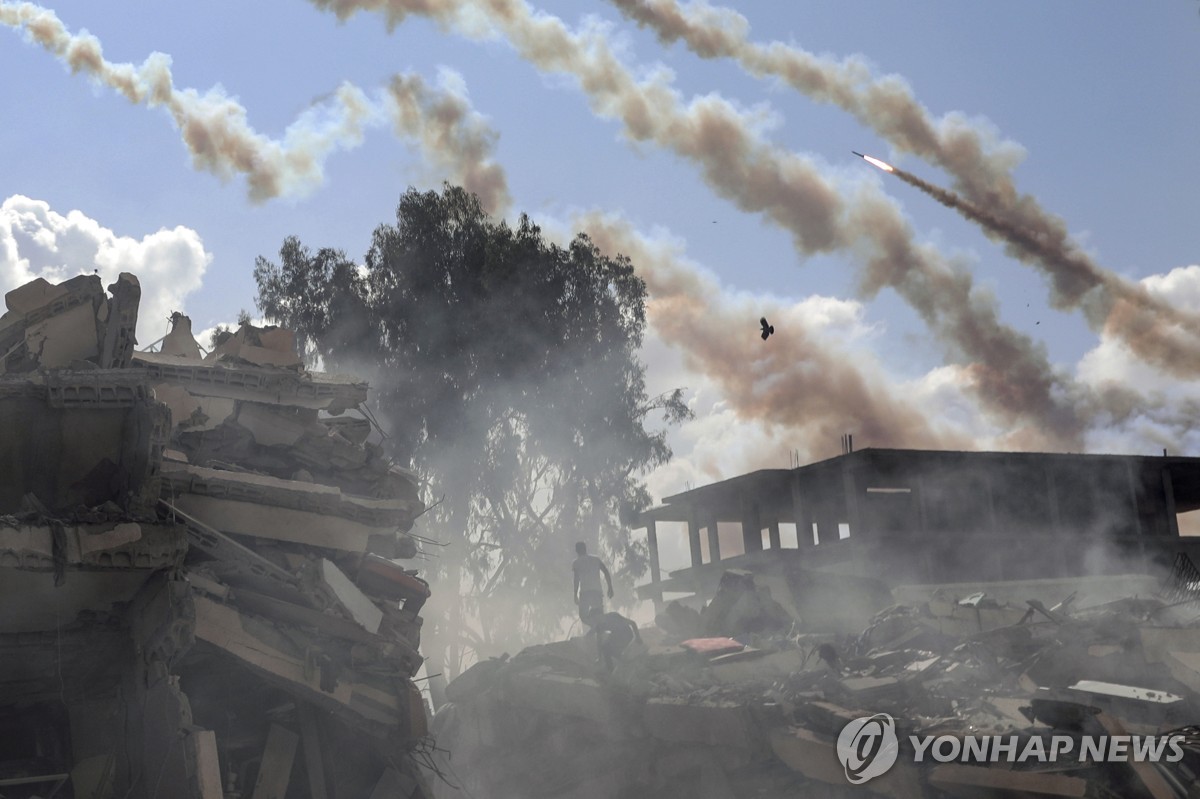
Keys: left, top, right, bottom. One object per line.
{"left": 593, "top": 612, "right": 641, "bottom": 672}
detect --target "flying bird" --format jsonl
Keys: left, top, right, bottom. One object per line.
{"left": 760, "top": 317, "right": 774, "bottom": 340}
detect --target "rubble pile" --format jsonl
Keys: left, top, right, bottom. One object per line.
{"left": 430, "top": 570, "right": 1200, "bottom": 799}
{"left": 0, "top": 275, "right": 434, "bottom": 798}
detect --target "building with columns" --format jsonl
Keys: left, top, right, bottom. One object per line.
{"left": 632, "top": 448, "right": 1200, "bottom": 610}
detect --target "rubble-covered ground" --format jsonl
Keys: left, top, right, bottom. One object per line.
{"left": 0, "top": 274, "right": 435, "bottom": 798}
{"left": 428, "top": 568, "right": 1200, "bottom": 799}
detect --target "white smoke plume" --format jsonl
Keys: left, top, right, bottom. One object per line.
{"left": 608, "top": 0, "right": 1200, "bottom": 375}
{"left": 306, "top": 0, "right": 1093, "bottom": 448}
{"left": 0, "top": 2, "right": 510, "bottom": 209}
{"left": 0, "top": 194, "right": 210, "bottom": 343}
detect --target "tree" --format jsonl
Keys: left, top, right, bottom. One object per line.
{"left": 253, "top": 184, "right": 689, "bottom": 700}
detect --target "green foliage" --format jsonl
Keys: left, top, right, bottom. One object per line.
{"left": 208, "top": 324, "right": 230, "bottom": 350}
{"left": 254, "top": 184, "right": 689, "bottom": 653}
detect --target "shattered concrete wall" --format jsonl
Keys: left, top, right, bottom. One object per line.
{"left": 0, "top": 275, "right": 435, "bottom": 799}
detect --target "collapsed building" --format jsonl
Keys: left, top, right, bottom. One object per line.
{"left": 428, "top": 449, "right": 1200, "bottom": 798}
{"left": 0, "top": 274, "right": 434, "bottom": 798}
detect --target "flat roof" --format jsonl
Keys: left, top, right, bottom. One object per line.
{"left": 636, "top": 447, "right": 1200, "bottom": 524}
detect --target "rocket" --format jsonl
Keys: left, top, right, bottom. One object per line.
{"left": 851, "top": 150, "right": 895, "bottom": 172}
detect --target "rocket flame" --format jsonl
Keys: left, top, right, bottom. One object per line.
{"left": 863, "top": 154, "right": 894, "bottom": 172}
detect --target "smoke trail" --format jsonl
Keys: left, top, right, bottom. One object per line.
{"left": 577, "top": 211, "right": 977, "bottom": 456}
{"left": 606, "top": 0, "right": 1018, "bottom": 188}
{"left": 607, "top": 0, "right": 1200, "bottom": 375}
{"left": 309, "top": 0, "right": 1090, "bottom": 447}
{"left": 387, "top": 70, "right": 512, "bottom": 215}
{"left": 0, "top": 2, "right": 509, "bottom": 210}
{"left": 884, "top": 164, "right": 1200, "bottom": 375}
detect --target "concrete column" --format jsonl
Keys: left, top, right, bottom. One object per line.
{"left": 768, "top": 521, "right": 781, "bottom": 550}
{"left": 707, "top": 516, "right": 722, "bottom": 563}
{"left": 741, "top": 497, "right": 763, "bottom": 553}
{"left": 790, "top": 473, "right": 810, "bottom": 548}
{"left": 646, "top": 519, "right": 663, "bottom": 606}
{"left": 841, "top": 461, "right": 862, "bottom": 540}
{"left": 1164, "top": 467, "right": 1181, "bottom": 537}
{"left": 687, "top": 514, "right": 703, "bottom": 568}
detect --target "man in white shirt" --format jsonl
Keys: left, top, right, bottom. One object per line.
{"left": 572, "top": 541, "right": 613, "bottom": 627}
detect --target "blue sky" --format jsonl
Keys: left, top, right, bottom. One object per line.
{"left": 4, "top": 1, "right": 1200, "bottom": 508}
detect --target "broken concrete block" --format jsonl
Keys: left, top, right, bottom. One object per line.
{"left": 192, "top": 730, "right": 224, "bottom": 799}
{"left": 321, "top": 558, "right": 383, "bottom": 634}
{"left": 5, "top": 276, "right": 68, "bottom": 314}
{"left": 207, "top": 323, "right": 303, "bottom": 368}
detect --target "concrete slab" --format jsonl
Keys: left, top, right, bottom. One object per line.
{"left": 24, "top": 301, "right": 99, "bottom": 368}
{"left": 5, "top": 277, "right": 67, "bottom": 314}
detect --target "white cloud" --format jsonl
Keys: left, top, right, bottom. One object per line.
{"left": 1074, "top": 264, "right": 1200, "bottom": 455}
{"left": 0, "top": 195, "right": 210, "bottom": 345}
